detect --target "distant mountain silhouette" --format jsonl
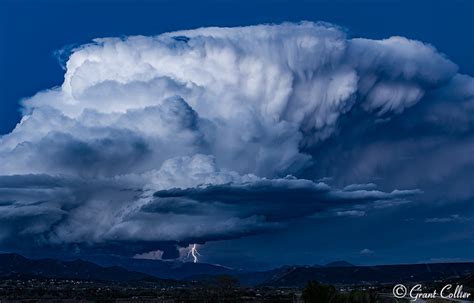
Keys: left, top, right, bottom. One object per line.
{"left": 89, "top": 256, "right": 236, "bottom": 279}
{"left": 259, "top": 262, "right": 474, "bottom": 287}
{"left": 325, "top": 261, "right": 354, "bottom": 267}
{"left": 3, "top": 253, "right": 474, "bottom": 288}
{"left": 0, "top": 253, "right": 170, "bottom": 283}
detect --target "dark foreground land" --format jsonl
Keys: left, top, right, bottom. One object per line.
{"left": 0, "top": 278, "right": 298, "bottom": 302}
{"left": 0, "top": 254, "right": 473, "bottom": 302}
{"left": 1, "top": 277, "right": 473, "bottom": 303}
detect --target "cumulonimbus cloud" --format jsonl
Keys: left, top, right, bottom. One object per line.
{"left": 0, "top": 22, "right": 471, "bottom": 257}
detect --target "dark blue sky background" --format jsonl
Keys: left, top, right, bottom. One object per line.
{"left": 0, "top": 0, "right": 473, "bottom": 269}
{"left": 1, "top": 0, "right": 473, "bottom": 135}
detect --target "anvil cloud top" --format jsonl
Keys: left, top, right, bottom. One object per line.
{"left": 0, "top": 22, "right": 473, "bottom": 262}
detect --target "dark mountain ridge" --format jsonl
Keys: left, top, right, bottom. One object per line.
{"left": 88, "top": 255, "right": 236, "bottom": 279}
{"left": 0, "top": 253, "right": 165, "bottom": 282}
{"left": 2, "top": 253, "right": 474, "bottom": 288}
{"left": 260, "top": 262, "right": 474, "bottom": 287}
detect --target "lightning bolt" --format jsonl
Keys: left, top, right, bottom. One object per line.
{"left": 188, "top": 244, "right": 201, "bottom": 263}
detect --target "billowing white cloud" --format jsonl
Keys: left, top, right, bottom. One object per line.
{"left": 3, "top": 22, "right": 459, "bottom": 177}
{"left": 0, "top": 22, "right": 469, "bottom": 256}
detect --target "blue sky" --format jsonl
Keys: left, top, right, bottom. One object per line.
{"left": 0, "top": 0, "right": 473, "bottom": 269}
